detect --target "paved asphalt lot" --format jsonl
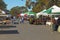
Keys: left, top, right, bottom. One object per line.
{"left": 0, "top": 22, "right": 60, "bottom": 40}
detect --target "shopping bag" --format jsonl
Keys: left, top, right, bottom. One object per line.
{"left": 58, "top": 25, "right": 60, "bottom": 32}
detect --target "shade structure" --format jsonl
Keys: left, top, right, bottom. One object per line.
{"left": 37, "top": 9, "right": 46, "bottom": 15}
{"left": 44, "top": 8, "right": 52, "bottom": 14}
{"left": 20, "top": 14, "right": 24, "bottom": 16}
{"left": 29, "top": 14, "right": 34, "bottom": 16}
{"left": 45, "top": 5, "right": 60, "bottom": 15}
{"left": 42, "top": 13, "right": 48, "bottom": 16}
{"left": 52, "top": 5, "right": 60, "bottom": 13}
{"left": 24, "top": 12, "right": 29, "bottom": 15}
{"left": 36, "top": 5, "right": 60, "bottom": 18}
{"left": 51, "top": 5, "right": 60, "bottom": 16}
{"left": 24, "top": 12, "right": 36, "bottom": 16}
{"left": 29, "top": 12, "right": 36, "bottom": 15}
{"left": 36, "top": 9, "right": 47, "bottom": 18}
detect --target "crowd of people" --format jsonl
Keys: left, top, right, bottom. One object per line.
{"left": 11, "top": 16, "right": 25, "bottom": 24}
{"left": 7, "top": 15, "right": 60, "bottom": 32}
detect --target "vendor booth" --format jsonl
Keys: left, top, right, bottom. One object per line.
{"left": 24, "top": 12, "right": 36, "bottom": 16}
{"left": 36, "top": 5, "right": 60, "bottom": 25}
{"left": 36, "top": 9, "right": 47, "bottom": 18}
{"left": 45, "top": 5, "right": 60, "bottom": 26}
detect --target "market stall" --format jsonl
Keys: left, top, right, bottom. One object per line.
{"left": 36, "top": 9, "right": 47, "bottom": 18}
{"left": 24, "top": 11, "right": 36, "bottom": 16}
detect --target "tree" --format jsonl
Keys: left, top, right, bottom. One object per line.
{"left": 19, "top": 6, "right": 28, "bottom": 13}
{"left": 26, "top": 0, "right": 49, "bottom": 12}
{"left": 26, "top": 0, "right": 31, "bottom": 9}
{"left": 47, "top": 0, "right": 60, "bottom": 9}
{"left": 10, "top": 6, "right": 28, "bottom": 16}
{"left": 32, "top": 3, "right": 42, "bottom": 13}
{"left": 0, "top": 0, "right": 7, "bottom": 10}
{"left": 32, "top": 0, "right": 49, "bottom": 12}
{"left": 10, "top": 6, "right": 20, "bottom": 16}
{"left": 26, "top": 0, "right": 60, "bottom": 13}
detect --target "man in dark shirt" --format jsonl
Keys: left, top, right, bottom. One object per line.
{"left": 57, "top": 16, "right": 60, "bottom": 25}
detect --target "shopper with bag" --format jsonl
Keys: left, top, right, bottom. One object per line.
{"left": 57, "top": 16, "right": 60, "bottom": 32}
{"left": 52, "top": 18, "right": 58, "bottom": 31}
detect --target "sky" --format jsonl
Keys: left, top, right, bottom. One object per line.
{"left": 3, "top": 0, "right": 26, "bottom": 10}
{"left": 3, "top": 0, "right": 36, "bottom": 11}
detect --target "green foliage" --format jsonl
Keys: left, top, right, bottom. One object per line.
{"left": 32, "top": 0, "right": 49, "bottom": 13}
{"left": 0, "top": 0, "right": 6, "bottom": 10}
{"left": 32, "top": 3, "right": 43, "bottom": 13}
{"left": 10, "top": 6, "right": 28, "bottom": 16}
{"left": 10, "top": 6, "right": 20, "bottom": 16}
{"left": 19, "top": 6, "right": 28, "bottom": 13}
{"left": 47, "top": 0, "right": 60, "bottom": 9}
{"left": 26, "top": 0, "right": 60, "bottom": 13}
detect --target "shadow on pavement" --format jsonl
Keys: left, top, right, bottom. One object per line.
{"left": 0, "top": 30, "right": 19, "bottom": 34}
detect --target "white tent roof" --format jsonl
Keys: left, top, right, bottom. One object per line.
{"left": 36, "top": 5, "right": 60, "bottom": 18}
{"left": 36, "top": 9, "right": 47, "bottom": 18}
{"left": 37, "top": 9, "right": 46, "bottom": 14}
{"left": 51, "top": 5, "right": 60, "bottom": 13}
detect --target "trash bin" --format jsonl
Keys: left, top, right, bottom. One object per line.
{"left": 52, "top": 24, "right": 58, "bottom": 31}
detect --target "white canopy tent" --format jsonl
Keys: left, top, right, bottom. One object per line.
{"left": 47, "top": 5, "right": 60, "bottom": 15}
{"left": 52, "top": 5, "right": 60, "bottom": 13}
{"left": 36, "top": 5, "right": 60, "bottom": 18}
{"left": 40, "top": 5, "right": 60, "bottom": 16}
{"left": 45, "top": 5, "right": 60, "bottom": 26}
{"left": 36, "top": 9, "right": 47, "bottom": 18}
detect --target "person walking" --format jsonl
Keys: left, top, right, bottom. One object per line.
{"left": 19, "top": 17, "right": 22, "bottom": 23}
{"left": 21, "top": 17, "right": 24, "bottom": 23}
{"left": 57, "top": 16, "right": 60, "bottom": 32}
{"left": 57, "top": 16, "right": 60, "bottom": 26}
{"left": 52, "top": 18, "right": 58, "bottom": 31}
{"left": 20, "top": 16, "right": 24, "bottom": 23}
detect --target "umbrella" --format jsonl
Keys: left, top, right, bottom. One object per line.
{"left": 24, "top": 14, "right": 28, "bottom": 17}
{"left": 20, "top": 14, "right": 24, "bottom": 16}
{"left": 18, "top": 13, "right": 24, "bottom": 17}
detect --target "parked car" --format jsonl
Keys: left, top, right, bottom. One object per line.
{"left": 13, "top": 19, "right": 19, "bottom": 24}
